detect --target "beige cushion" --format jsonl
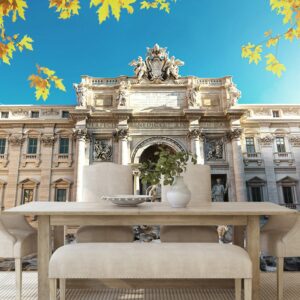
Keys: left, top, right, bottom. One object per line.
{"left": 81, "top": 163, "right": 133, "bottom": 202}
{"left": 261, "top": 213, "right": 300, "bottom": 257}
{"left": 160, "top": 226, "right": 218, "bottom": 243}
{"left": 160, "top": 164, "right": 218, "bottom": 243}
{"left": 77, "top": 163, "right": 134, "bottom": 243}
{"left": 49, "top": 243, "right": 252, "bottom": 279}
{"left": 76, "top": 226, "right": 134, "bottom": 243}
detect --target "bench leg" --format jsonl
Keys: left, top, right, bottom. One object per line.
{"left": 235, "top": 279, "right": 242, "bottom": 300}
{"left": 49, "top": 279, "right": 57, "bottom": 300}
{"left": 15, "top": 258, "right": 22, "bottom": 300}
{"left": 277, "top": 257, "right": 284, "bottom": 300}
{"left": 244, "top": 278, "right": 252, "bottom": 300}
{"left": 60, "top": 279, "right": 66, "bottom": 300}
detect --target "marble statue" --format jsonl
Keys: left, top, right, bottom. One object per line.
{"left": 116, "top": 81, "right": 130, "bottom": 107}
{"left": 73, "top": 84, "right": 87, "bottom": 107}
{"left": 163, "top": 56, "right": 184, "bottom": 80}
{"left": 212, "top": 178, "right": 228, "bottom": 202}
{"left": 129, "top": 44, "right": 184, "bottom": 82}
{"left": 129, "top": 56, "right": 148, "bottom": 81}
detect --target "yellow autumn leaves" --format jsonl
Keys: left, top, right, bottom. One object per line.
{"left": 242, "top": 0, "right": 300, "bottom": 77}
{"left": 50, "top": 0, "right": 172, "bottom": 24}
{"left": 0, "top": 0, "right": 174, "bottom": 101}
{"left": 28, "top": 66, "right": 66, "bottom": 101}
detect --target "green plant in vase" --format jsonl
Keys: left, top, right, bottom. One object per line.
{"left": 139, "top": 148, "right": 197, "bottom": 207}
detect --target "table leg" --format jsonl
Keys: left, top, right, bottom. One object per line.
{"left": 38, "top": 216, "right": 51, "bottom": 300}
{"left": 54, "top": 226, "right": 65, "bottom": 250}
{"left": 247, "top": 216, "right": 260, "bottom": 300}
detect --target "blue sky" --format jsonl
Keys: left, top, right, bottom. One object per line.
{"left": 0, "top": 0, "right": 299, "bottom": 105}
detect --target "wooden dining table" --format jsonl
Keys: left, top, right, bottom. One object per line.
{"left": 5, "top": 201, "right": 295, "bottom": 300}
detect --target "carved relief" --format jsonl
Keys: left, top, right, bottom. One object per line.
{"left": 258, "top": 135, "right": 274, "bottom": 146}
{"left": 187, "top": 129, "right": 204, "bottom": 140}
{"left": 205, "top": 137, "right": 224, "bottom": 160}
{"left": 93, "top": 139, "right": 113, "bottom": 162}
{"left": 8, "top": 135, "right": 25, "bottom": 146}
{"left": 11, "top": 109, "right": 29, "bottom": 117}
{"left": 129, "top": 43, "right": 184, "bottom": 82}
{"left": 226, "top": 128, "right": 243, "bottom": 141}
{"left": 113, "top": 128, "right": 129, "bottom": 141}
{"left": 42, "top": 108, "right": 59, "bottom": 116}
{"left": 289, "top": 136, "right": 300, "bottom": 147}
{"left": 73, "top": 128, "right": 90, "bottom": 141}
{"left": 41, "top": 135, "right": 56, "bottom": 146}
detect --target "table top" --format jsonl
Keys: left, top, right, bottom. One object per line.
{"left": 4, "top": 201, "right": 296, "bottom": 216}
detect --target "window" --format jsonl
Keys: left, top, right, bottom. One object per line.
{"left": 27, "top": 138, "right": 38, "bottom": 154}
{"left": 283, "top": 186, "right": 293, "bottom": 204}
{"left": 55, "top": 189, "right": 67, "bottom": 202}
{"left": 245, "top": 137, "right": 255, "bottom": 154}
{"left": 0, "top": 139, "right": 6, "bottom": 154}
{"left": 59, "top": 137, "right": 69, "bottom": 154}
{"left": 276, "top": 137, "right": 286, "bottom": 153}
{"left": 1, "top": 112, "right": 9, "bottom": 118}
{"left": 62, "top": 111, "right": 69, "bottom": 118}
{"left": 31, "top": 111, "right": 39, "bottom": 118}
{"left": 272, "top": 110, "right": 280, "bottom": 118}
{"left": 22, "top": 189, "right": 34, "bottom": 204}
{"left": 251, "top": 187, "right": 263, "bottom": 202}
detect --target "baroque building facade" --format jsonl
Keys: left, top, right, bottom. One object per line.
{"left": 0, "top": 44, "right": 300, "bottom": 209}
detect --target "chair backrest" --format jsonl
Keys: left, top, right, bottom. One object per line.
{"left": 161, "top": 164, "right": 212, "bottom": 205}
{"left": 81, "top": 162, "right": 133, "bottom": 202}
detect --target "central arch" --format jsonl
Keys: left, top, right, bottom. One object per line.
{"left": 131, "top": 136, "right": 187, "bottom": 164}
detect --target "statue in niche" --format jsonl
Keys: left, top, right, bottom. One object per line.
{"left": 116, "top": 81, "right": 130, "bottom": 107}
{"left": 73, "top": 84, "right": 87, "bottom": 107}
{"left": 93, "top": 140, "right": 112, "bottom": 161}
{"left": 186, "top": 86, "right": 199, "bottom": 107}
{"left": 206, "top": 139, "right": 224, "bottom": 160}
{"left": 212, "top": 178, "right": 228, "bottom": 202}
{"left": 129, "top": 56, "right": 148, "bottom": 82}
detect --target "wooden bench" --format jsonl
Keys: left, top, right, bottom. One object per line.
{"left": 49, "top": 243, "right": 252, "bottom": 300}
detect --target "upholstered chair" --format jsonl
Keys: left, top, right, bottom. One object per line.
{"left": 160, "top": 164, "right": 219, "bottom": 243}
{"left": 260, "top": 213, "right": 300, "bottom": 300}
{"left": 0, "top": 214, "right": 37, "bottom": 300}
{"left": 76, "top": 163, "right": 134, "bottom": 243}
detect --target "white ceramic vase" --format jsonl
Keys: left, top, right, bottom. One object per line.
{"left": 167, "top": 176, "right": 191, "bottom": 208}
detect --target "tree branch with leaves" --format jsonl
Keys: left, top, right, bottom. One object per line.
{"left": 242, "top": 0, "right": 300, "bottom": 77}
{"left": 0, "top": 0, "right": 175, "bottom": 100}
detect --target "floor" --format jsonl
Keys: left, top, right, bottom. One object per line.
{"left": 0, "top": 272, "right": 300, "bottom": 299}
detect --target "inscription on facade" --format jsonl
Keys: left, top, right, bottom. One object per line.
{"left": 130, "top": 121, "right": 188, "bottom": 129}
{"left": 129, "top": 92, "right": 185, "bottom": 109}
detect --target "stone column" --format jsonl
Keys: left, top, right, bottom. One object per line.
{"left": 6, "top": 134, "right": 24, "bottom": 207}
{"left": 289, "top": 136, "right": 300, "bottom": 200}
{"left": 75, "top": 129, "right": 89, "bottom": 202}
{"left": 39, "top": 132, "right": 56, "bottom": 202}
{"left": 258, "top": 135, "right": 279, "bottom": 203}
{"left": 114, "top": 128, "right": 129, "bottom": 165}
{"left": 188, "top": 129, "right": 205, "bottom": 164}
{"left": 229, "top": 129, "right": 247, "bottom": 202}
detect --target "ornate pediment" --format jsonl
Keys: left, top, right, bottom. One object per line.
{"left": 129, "top": 43, "right": 184, "bottom": 83}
